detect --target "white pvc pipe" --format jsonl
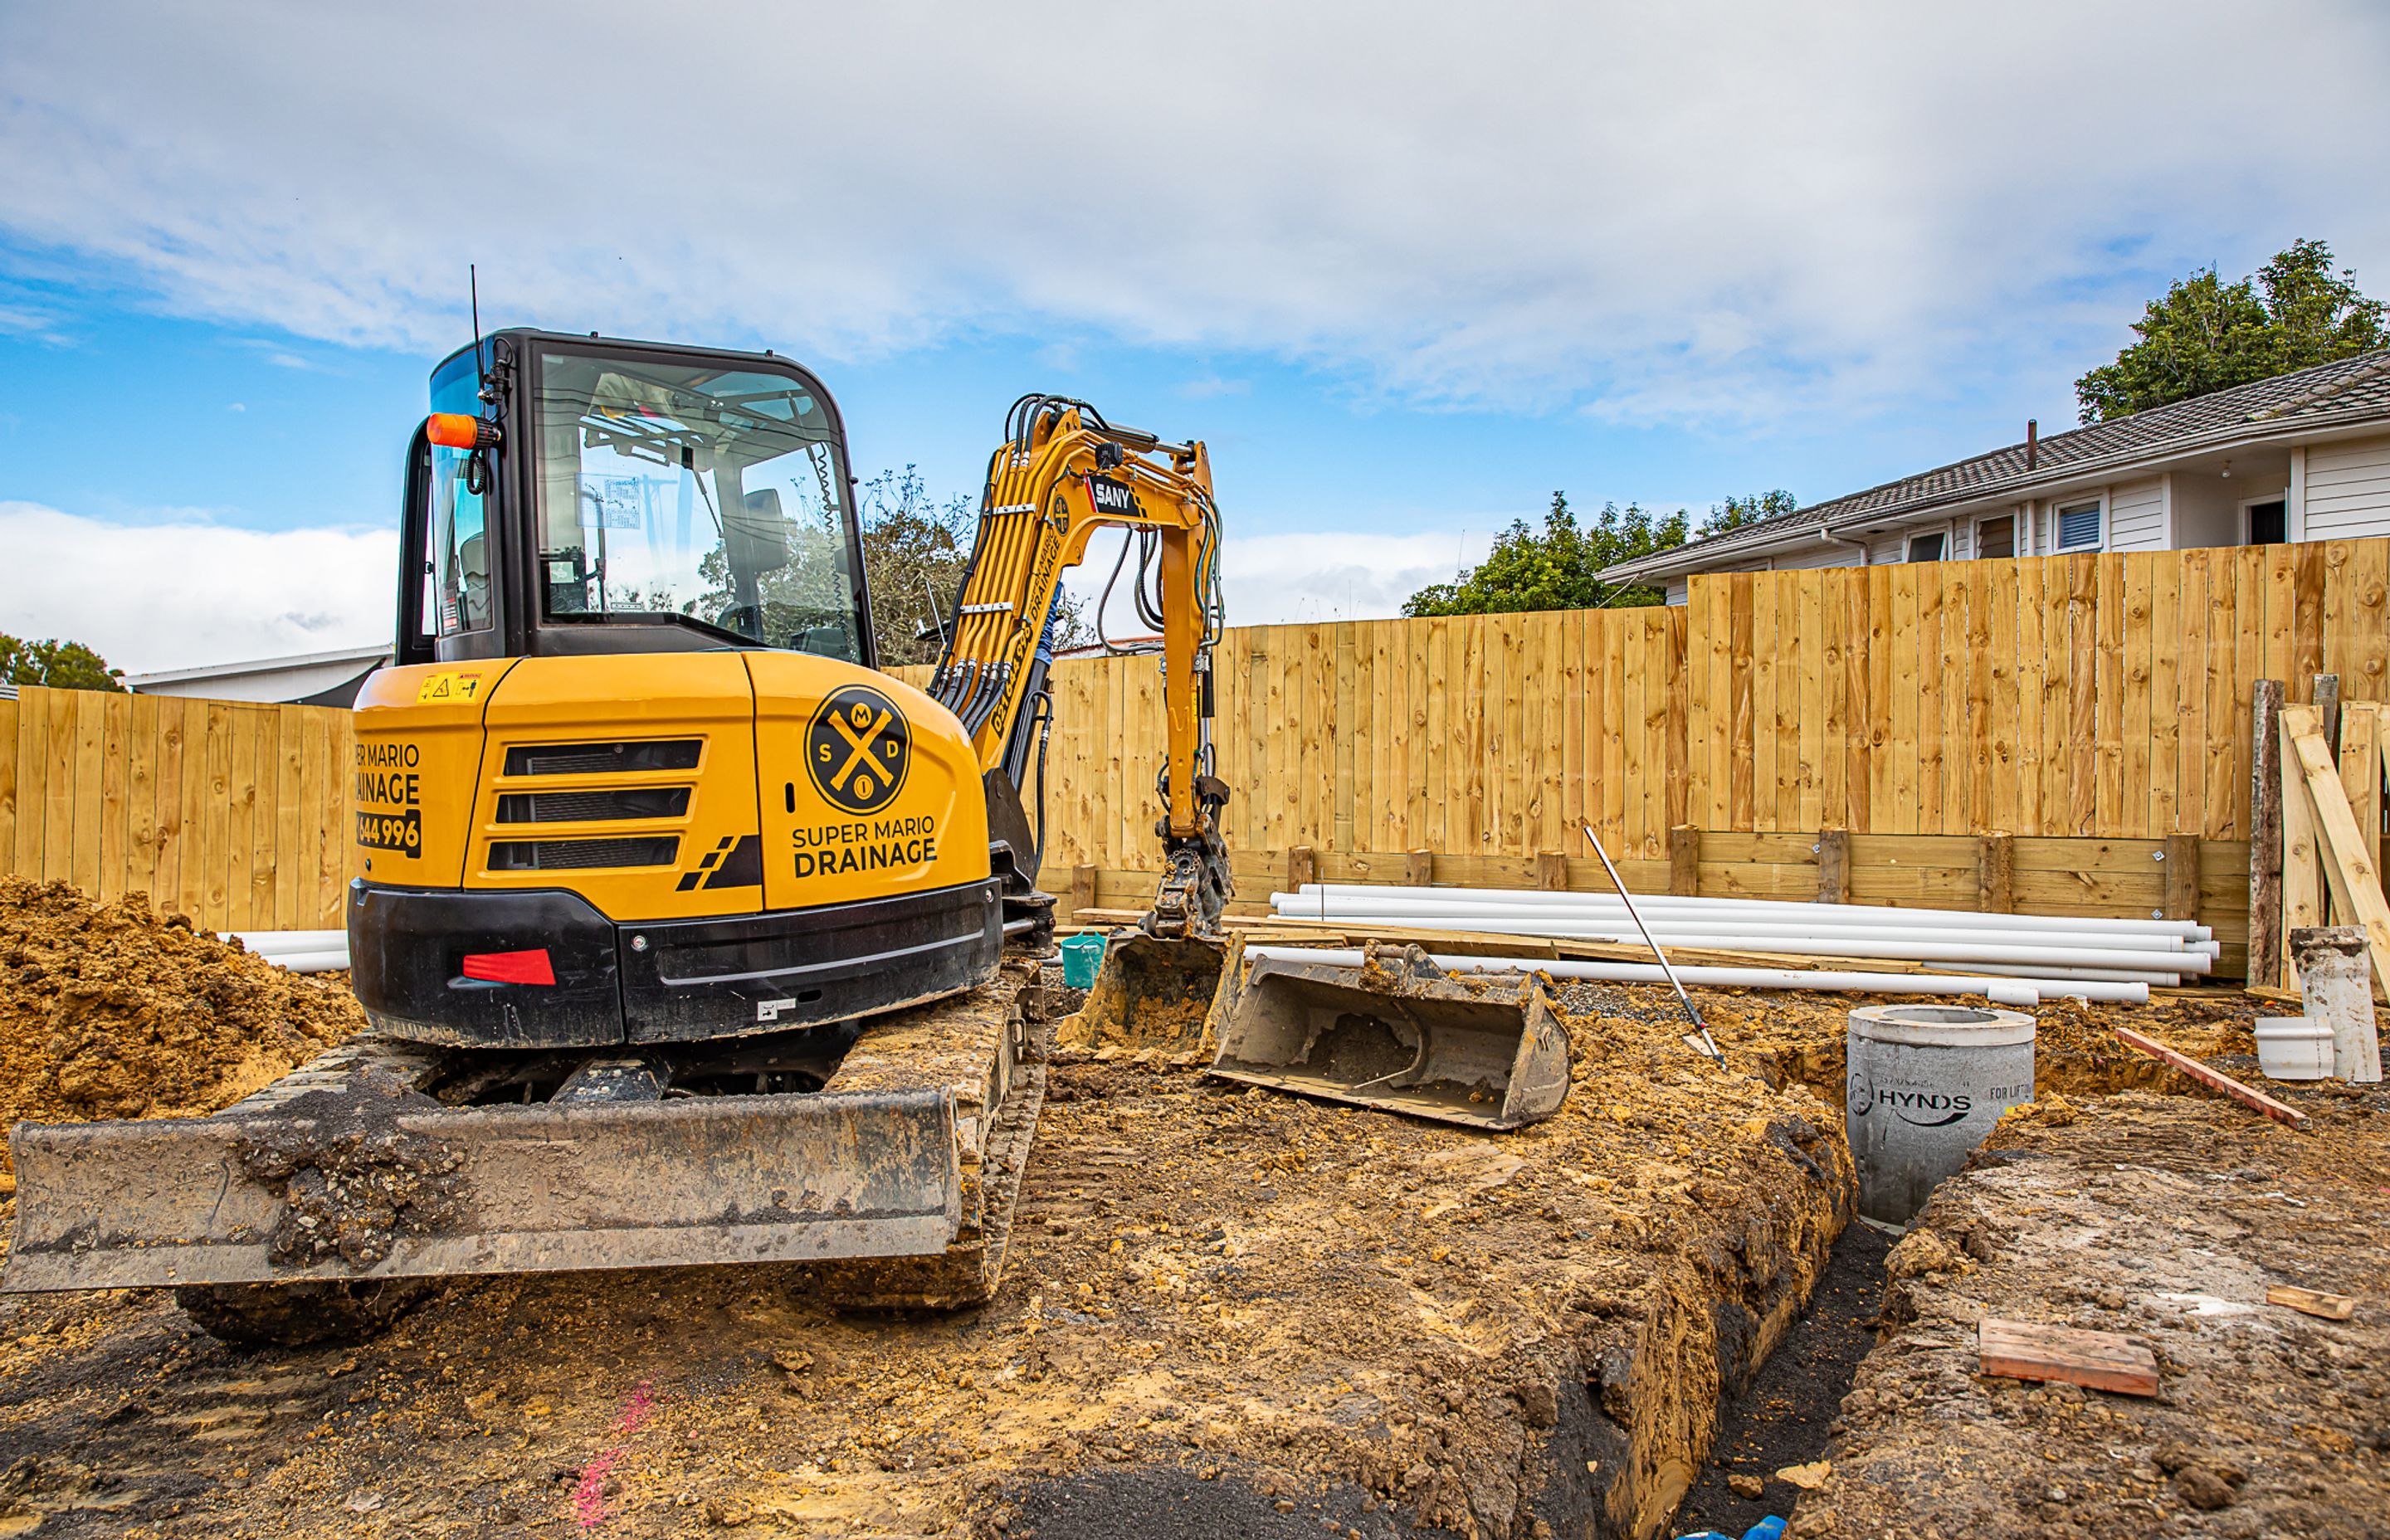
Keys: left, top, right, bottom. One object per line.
{"left": 259, "top": 948, "right": 350, "bottom": 972}
{"left": 1277, "top": 914, "right": 2203, "bottom": 975}
{"left": 1280, "top": 885, "right": 2212, "bottom": 942}
{"left": 1241, "top": 944, "right": 2149, "bottom": 1006}
{"left": 1271, "top": 903, "right": 2207, "bottom": 956}
{"left": 232, "top": 928, "right": 348, "bottom": 953}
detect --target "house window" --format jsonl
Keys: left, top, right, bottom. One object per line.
{"left": 2246, "top": 499, "right": 2287, "bottom": 545}
{"left": 1976, "top": 514, "right": 2016, "bottom": 560}
{"left": 1906, "top": 531, "right": 1947, "bottom": 563}
{"left": 2056, "top": 500, "right": 2101, "bottom": 551}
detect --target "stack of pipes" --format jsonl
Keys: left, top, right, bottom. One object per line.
{"left": 228, "top": 928, "right": 350, "bottom": 973}
{"left": 1258, "top": 885, "right": 2222, "bottom": 1006}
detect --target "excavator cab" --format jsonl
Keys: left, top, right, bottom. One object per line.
{"left": 405, "top": 331, "right": 871, "bottom": 670}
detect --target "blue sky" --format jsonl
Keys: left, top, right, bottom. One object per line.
{"left": 2, "top": 2, "right": 2385, "bottom": 670}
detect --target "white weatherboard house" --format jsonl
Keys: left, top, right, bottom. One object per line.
{"left": 1598, "top": 349, "right": 2390, "bottom": 603}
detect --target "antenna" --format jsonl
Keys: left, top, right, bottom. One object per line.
{"left": 470, "top": 263, "right": 491, "bottom": 406}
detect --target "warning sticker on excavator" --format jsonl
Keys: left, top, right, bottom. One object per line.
{"left": 415, "top": 671, "right": 485, "bottom": 704}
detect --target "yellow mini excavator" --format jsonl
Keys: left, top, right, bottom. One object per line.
{"left": 2, "top": 329, "right": 1232, "bottom": 1341}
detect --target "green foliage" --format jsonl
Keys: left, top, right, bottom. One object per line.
{"left": 0, "top": 633, "right": 125, "bottom": 693}
{"left": 2075, "top": 239, "right": 2388, "bottom": 422}
{"left": 1700, "top": 489, "right": 1797, "bottom": 538}
{"left": 1402, "top": 492, "right": 1690, "bottom": 616}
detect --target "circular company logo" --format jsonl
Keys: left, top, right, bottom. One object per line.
{"left": 805, "top": 685, "right": 911, "bottom": 813}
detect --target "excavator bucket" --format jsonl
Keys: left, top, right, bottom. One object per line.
{"left": 1055, "top": 932, "right": 1229, "bottom": 1061}
{"left": 1207, "top": 944, "right": 1572, "bottom": 1130}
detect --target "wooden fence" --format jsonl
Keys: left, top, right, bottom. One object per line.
{"left": 0, "top": 688, "right": 357, "bottom": 931}
{"left": 1, "top": 538, "right": 2381, "bottom": 948}
{"left": 1012, "top": 539, "right": 2389, "bottom": 871}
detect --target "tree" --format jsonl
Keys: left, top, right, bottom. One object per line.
{"left": 0, "top": 634, "right": 124, "bottom": 692}
{"left": 854, "top": 468, "right": 1090, "bottom": 666}
{"left": 2075, "top": 239, "right": 2388, "bottom": 422}
{"left": 1700, "top": 489, "right": 1797, "bottom": 538}
{"left": 1402, "top": 492, "right": 1690, "bottom": 615}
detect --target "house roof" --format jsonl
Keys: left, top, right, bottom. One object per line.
{"left": 1597, "top": 348, "right": 2390, "bottom": 583}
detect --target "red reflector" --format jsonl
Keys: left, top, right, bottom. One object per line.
{"left": 461, "top": 949, "right": 555, "bottom": 986}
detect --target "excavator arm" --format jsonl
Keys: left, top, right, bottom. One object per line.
{"left": 926, "top": 395, "right": 1232, "bottom": 937}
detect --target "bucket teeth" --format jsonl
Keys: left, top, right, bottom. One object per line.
{"left": 1205, "top": 943, "right": 1572, "bottom": 1130}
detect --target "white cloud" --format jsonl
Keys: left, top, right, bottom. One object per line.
{"left": 1, "top": 3, "right": 2382, "bottom": 421}
{"left": 1062, "top": 527, "right": 1496, "bottom": 631}
{"left": 0, "top": 503, "right": 391, "bottom": 675}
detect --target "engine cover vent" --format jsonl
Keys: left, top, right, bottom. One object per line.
{"left": 504, "top": 740, "right": 702, "bottom": 777}
{"left": 495, "top": 787, "right": 693, "bottom": 824}
{"left": 488, "top": 836, "right": 680, "bottom": 871}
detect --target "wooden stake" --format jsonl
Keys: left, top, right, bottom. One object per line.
{"left": 2266, "top": 1284, "right": 2357, "bottom": 1322}
{"left": 2247, "top": 680, "right": 2285, "bottom": 990}
{"left": 1817, "top": 828, "right": 1851, "bottom": 904}
{"left": 2163, "top": 832, "right": 2200, "bottom": 922}
{"left": 1979, "top": 1318, "right": 2159, "bottom": 1397}
{"left": 1535, "top": 850, "right": 1568, "bottom": 891}
{"left": 1070, "top": 864, "right": 1098, "bottom": 919}
{"left": 2113, "top": 1026, "right": 2307, "bottom": 1125}
{"left": 1667, "top": 825, "right": 1700, "bottom": 897}
{"left": 1289, "top": 845, "right": 1318, "bottom": 892}
{"left": 2312, "top": 672, "right": 2341, "bottom": 754}
{"left": 1406, "top": 849, "right": 1434, "bottom": 887}
{"left": 1977, "top": 831, "right": 2014, "bottom": 914}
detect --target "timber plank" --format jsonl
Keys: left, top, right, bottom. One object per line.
{"left": 1978, "top": 1318, "right": 2158, "bottom": 1397}
{"left": 2280, "top": 705, "right": 2390, "bottom": 994}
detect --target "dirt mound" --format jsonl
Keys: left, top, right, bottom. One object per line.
{"left": 0, "top": 878, "right": 364, "bottom": 1168}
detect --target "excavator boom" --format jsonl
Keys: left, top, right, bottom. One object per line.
{"left": 926, "top": 395, "right": 1233, "bottom": 937}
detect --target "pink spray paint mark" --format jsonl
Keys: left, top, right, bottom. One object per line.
{"left": 570, "top": 1382, "right": 658, "bottom": 1529}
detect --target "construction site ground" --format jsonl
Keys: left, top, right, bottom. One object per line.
{"left": 0, "top": 882, "right": 2383, "bottom": 1539}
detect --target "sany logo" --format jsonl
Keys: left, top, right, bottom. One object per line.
{"left": 1089, "top": 475, "right": 1139, "bottom": 516}
{"left": 1847, "top": 1074, "right": 1975, "bottom": 1128}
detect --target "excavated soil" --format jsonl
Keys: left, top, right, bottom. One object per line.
{"left": 1794, "top": 1089, "right": 2390, "bottom": 1539}
{"left": 0, "top": 947, "right": 2371, "bottom": 1540}
{"left": 0, "top": 981, "right": 1854, "bottom": 1539}
{"left": 0, "top": 880, "right": 364, "bottom": 1176}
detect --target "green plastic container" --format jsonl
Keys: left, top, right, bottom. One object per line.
{"left": 1059, "top": 933, "right": 1108, "bottom": 990}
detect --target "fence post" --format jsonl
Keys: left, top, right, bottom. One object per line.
{"left": 1977, "top": 832, "right": 2014, "bottom": 914}
{"left": 1406, "top": 850, "right": 1434, "bottom": 887}
{"left": 2163, "top": 832, "right": 2200, "bottom": 922}
{"left": 2247, "top": 680, "right": 2285, "bottom": 988}
{"left": 1535, "top": 851, "right": 1568, "bottom": 891}
{"left": 1289, "top": 846, "right": 1318, "bottom": 893}
{"left": 1070, "top": 865, "right": 1097, "bottom": 920}
{"left": 1816, "top": 828, "right": 1850, "bottom": 904}
{"left": 1668, "top": 826, "right": 1700, "bottom": 896}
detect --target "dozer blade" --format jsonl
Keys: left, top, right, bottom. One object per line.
{"left": 5, "top": 964, "right": 1045, "bottom": 1297}
{"left": 1207, "top": 944, "right": 1572, "bottom": 1130}
{"left": 1055, "top": 932, "right": 1229, "bottom": 1060}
